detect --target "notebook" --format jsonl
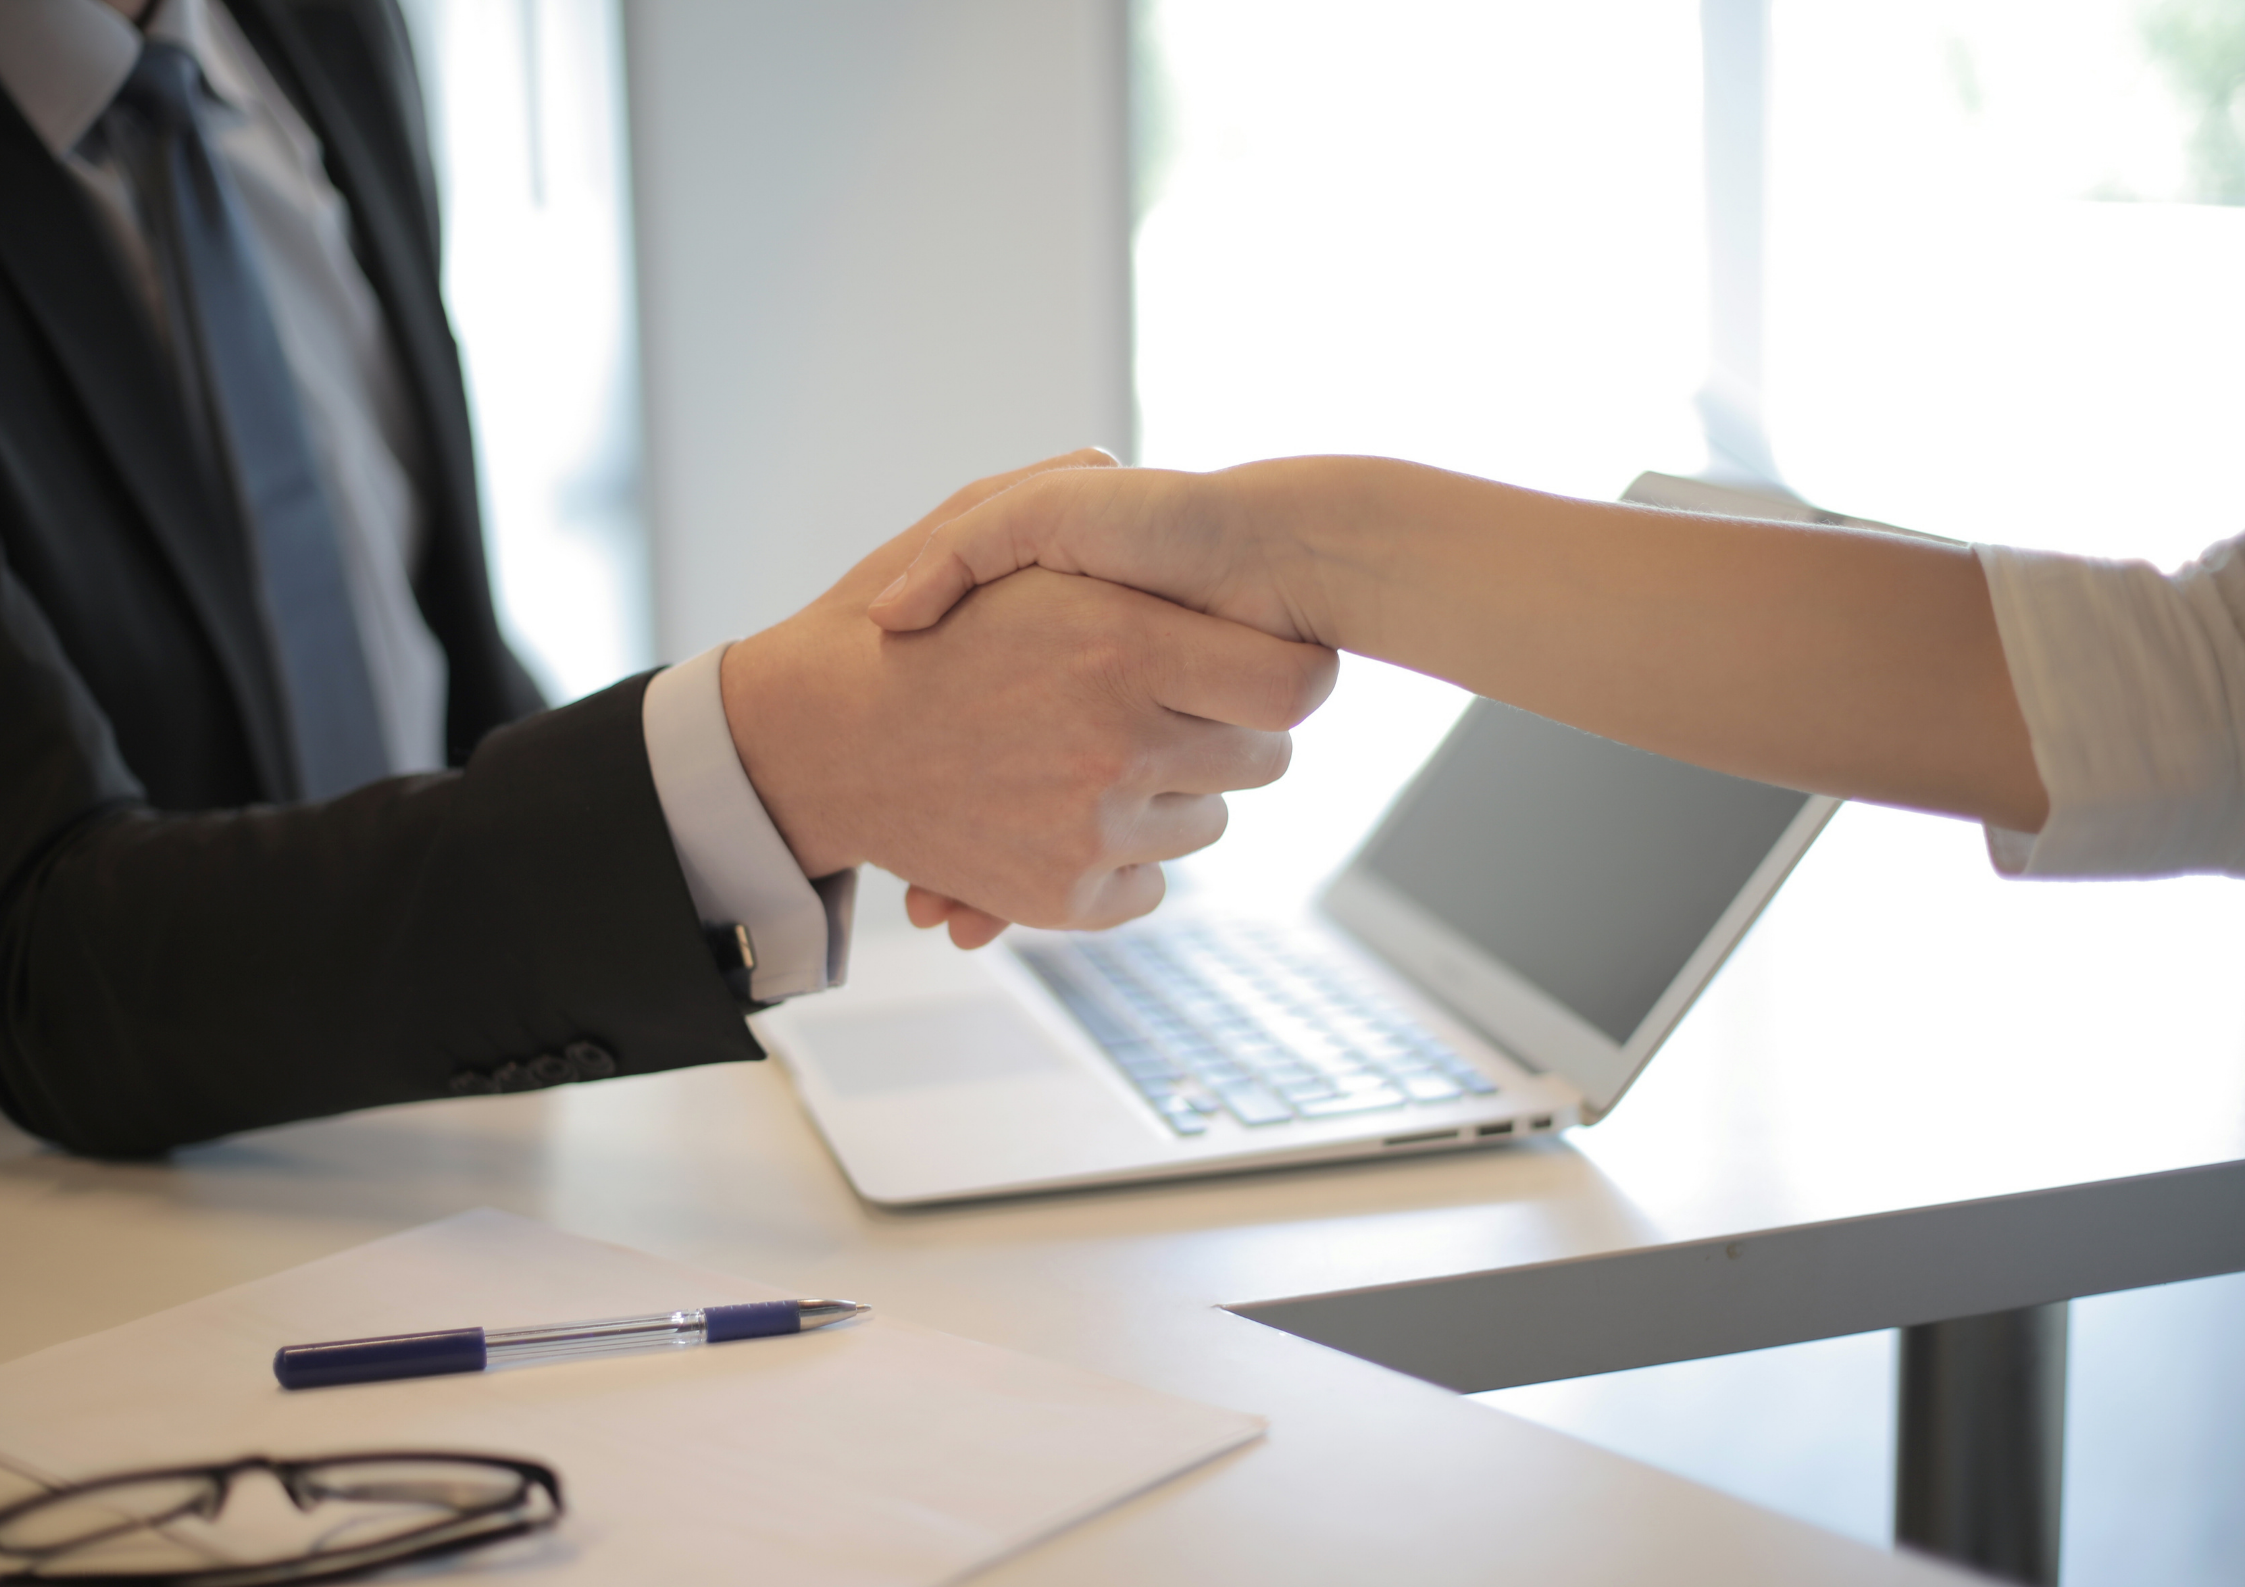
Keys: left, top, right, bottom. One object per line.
{"left": 0, "top": 1209, "right": 1264, "bottom": 1585}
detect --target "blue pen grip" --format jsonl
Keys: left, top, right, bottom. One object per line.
{"left": 274, "top": 1327, "right": 488, "bottom": 1390}
{"left": 704, "top": 1301, "right": 799, "bottom": 1342}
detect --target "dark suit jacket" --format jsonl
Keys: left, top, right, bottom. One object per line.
{"left": 0, "top": 0, "right": 758, "bottom": 1156}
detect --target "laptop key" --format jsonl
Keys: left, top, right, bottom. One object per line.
{"left": 1298, "top": 1087, "right": 1407, "bottom": 1117}
{"left": 1109, "top": 1045, "right": 1177, "bottom": 1079}
{"left": 1212, "top": 1080, "right": 1294, "bottom": 1126}
{"left": 1154, "top": 1096, "right": 1209, "bottom": 1134}
{"left": 1401, "top": 1073, "right": 1464, "bottom": 1102}
{"left": 1035, "top": 926, "right": 1516, "bottom": 1136}
{"left": 1026, "top": 969, "right": 1140, "bottom": 1047}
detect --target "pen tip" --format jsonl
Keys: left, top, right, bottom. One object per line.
{"left": 794, "top": 1299, "right": 869, "bottom": 1331}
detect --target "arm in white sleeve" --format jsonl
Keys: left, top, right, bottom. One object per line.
{"left": 641, "top": 645, "right": 854, "bottom": 1002}
{"left": 1976, "top": 533, "right": 2245, "bottom": 877}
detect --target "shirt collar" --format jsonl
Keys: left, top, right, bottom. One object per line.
{"left": 0, "top": 0, "right": 239, "bottom": 158}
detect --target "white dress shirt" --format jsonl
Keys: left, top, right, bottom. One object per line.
{"left": 1978, "top": 532, "right": 2245, "bottom": 878}
{"left": 0, "top": 0, "right": 848, "bottom": 1003}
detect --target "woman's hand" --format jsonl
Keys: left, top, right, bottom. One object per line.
{"left": 866, "top": 461, "right": 1328, "bottom": 646}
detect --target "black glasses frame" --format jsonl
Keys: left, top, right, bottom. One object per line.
{"left": 0, "top": 1451, "right": 562, "bottom": 1586}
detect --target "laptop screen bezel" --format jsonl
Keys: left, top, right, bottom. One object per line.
{"left": 1318, "top": 717, "right": 1840, "bottom": 1123}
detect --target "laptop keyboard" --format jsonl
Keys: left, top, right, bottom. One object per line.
{"left": 1013, "top": 920, "right": 1498, "bottom": 1136}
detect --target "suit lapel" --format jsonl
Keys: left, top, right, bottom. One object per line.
{"left": 0, "top": 89, "right": 299, "bottom": 800}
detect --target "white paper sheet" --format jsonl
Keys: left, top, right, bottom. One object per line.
{"left": 0, "top": 1209, "right": 1264, "bottom": 1584}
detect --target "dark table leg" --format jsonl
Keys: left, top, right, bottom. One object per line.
{"left": 1895, "top": 1302, "right": 2068, "bottom": 1585}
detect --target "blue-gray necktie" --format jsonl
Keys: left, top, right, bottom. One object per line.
{"left": 117, "top": 41, "right": 390, "bottom": 800}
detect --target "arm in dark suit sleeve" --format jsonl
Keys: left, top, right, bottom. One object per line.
{"left": 0, "top": 549, "right": 759, "bottom": 1158}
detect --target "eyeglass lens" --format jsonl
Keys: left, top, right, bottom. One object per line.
{"left": 0, "top": 1455, "right": 551, "bottom": 1581}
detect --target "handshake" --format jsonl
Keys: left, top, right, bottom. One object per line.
{"left": 729, "top": 433, "right": 2050, "bottom": 956}
{"left": 724, "top": 449, "right": 1338, "bottom": 950}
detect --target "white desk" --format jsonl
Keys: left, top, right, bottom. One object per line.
{"left": 1233, "top": 796, "right": 2245, "bottom": 1389}
{"left": 6, "top": 667, "right": 2239, "bottom": 1584}
{"left": 2, "top": 1040, "right": 1969, "bottom": 1587}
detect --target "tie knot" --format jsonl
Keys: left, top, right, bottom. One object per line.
{"left": 116, "top": 40, "right": 206, "bottom": 133}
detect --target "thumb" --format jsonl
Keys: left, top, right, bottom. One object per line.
{"left": 869, "top": 466, "right": 1111, "bottom": 632}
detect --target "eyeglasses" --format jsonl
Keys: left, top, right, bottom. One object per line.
{"left": 0, "top": 1451, "right": 561, "bottom": 1584}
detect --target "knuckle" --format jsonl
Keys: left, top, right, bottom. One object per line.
{"left": 1246, "top": 731, "right": 1293, "bottom": 788}
{"left": 1240, "top": 669, "right": 1303, "bottom": 732}
{"left": 1065, "top": 822, "right": 1115, "bottom": 877}
{"left": 1035, "top": 802, "right": 1119, "bottom": 885}
{"left": 1063, "top": 739, "right": 1137, "bottom": 799}
{"left": 1274, "top": 650, "right": 1338, "bottom": 727}
{"left": 1008, "top": 866, "right": 1085, "bottom": 930}
{"left": 1122, "top": 864, "right": 1167, "bottom": 921}
{"left": 1083, "top": 863, "right": 1164, "bottom": 930}
{"left": 1197, "top": 796, "right": 1231, "bottom": 849}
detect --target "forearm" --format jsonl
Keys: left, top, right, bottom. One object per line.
{"left": 1217, "top": 456, "right": 2048, "bottom": 831}
{"left": 0, "top": 677, "right": 753, "bottom": 1156}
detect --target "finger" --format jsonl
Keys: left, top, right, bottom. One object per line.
{"left": 1133, "top": 720, "right": 1295, "bottom": 797}
{"left": 1103, "top": 791, "right": 1232, "bottom": 869}
{"left": 903, "top": 448, "right": 1118, "bottom": 552}
{"left": 871, "top": 467, "right": 1116, "bottom": 631}
{"left": 904, "top": 884, "right": 954, "bottom": 929}
{"left": 1069, "top": 860, "right": 1168, "bottom": 933}
{"left": 906, "top": 885, "right": 1014, "bottom": 948}
{"left": 1133, "top": 600, "right": 1340, "bottom": 730}
{"left": 837, "top": 452, "right": 1122, "bottom": 609}
{"left": 945, "top": 905, "right": 1011, "bottom": 950}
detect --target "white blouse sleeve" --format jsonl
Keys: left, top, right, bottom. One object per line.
{"left": 1975, "top": 533, "right": 2245, "bottom": 878}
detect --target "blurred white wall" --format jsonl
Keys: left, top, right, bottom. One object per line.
{"left": 622, "top": 0, "right": 1132, "bottom": 660}
{"left": 402, "top": 0, "right": 650, "bottom": 705}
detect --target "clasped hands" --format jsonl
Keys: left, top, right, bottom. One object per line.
{"left": 723, "top": 450, "right": 1325, "bottom": 949}
{"left": 741, "top": 438, "right": 2060, "bottom": 897}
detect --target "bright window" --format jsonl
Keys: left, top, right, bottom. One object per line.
{"left": 1135, "top": 0, "right": 1709, "bottom": 899}
{"left": 401, "top": 0, "right": 648, "bottom": 704}
{"left": 1766, "top": 0, "right": 2245, "bottom": 568}
{"left": 1137, "top": 0, "right": 2245, "bottom": 901}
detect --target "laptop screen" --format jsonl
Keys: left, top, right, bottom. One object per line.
{"left": 1352, "top": 701, "right": 1811, "bottom": 1044}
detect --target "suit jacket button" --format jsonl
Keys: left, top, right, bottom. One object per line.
{"left": 564, "top": 1040, "right": 617, "bottom": 1080}
{"left": 530, "top": 1052, "right": 573, "bottom": 1087}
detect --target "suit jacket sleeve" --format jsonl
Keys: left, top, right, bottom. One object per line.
{"left": 0, "top": 545, "right": 760, "bottom": 1158}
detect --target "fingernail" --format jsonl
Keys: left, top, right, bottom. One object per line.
{"left": 871, "top": 573, "right": 906, "bottom": 606}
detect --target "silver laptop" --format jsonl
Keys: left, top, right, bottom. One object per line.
{"left": 756, "top": 475, "right": 1864, "bottom": 1205}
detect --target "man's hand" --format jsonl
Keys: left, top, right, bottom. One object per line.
{"left": 721, "top": 460, "right": 1339, "bottom": 949}
{"left": 824, "top": 449, "right": 1121, "bottom": 946}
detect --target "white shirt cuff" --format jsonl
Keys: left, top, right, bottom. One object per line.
{"left": 641, "top": 645, "right": 855, "bottom": 1001}
{"left": 1975, "top": 539, "right": 2245, "bottom": 879}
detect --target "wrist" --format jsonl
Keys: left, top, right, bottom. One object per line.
{"left": 717, "top": 629, "right": 863, "bottom": 880}
{"left": 1209, "top": 457, "right": 1363, "bottom": 649}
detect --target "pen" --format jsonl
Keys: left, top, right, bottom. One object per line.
{"left": 273, "top": 1300, "right": 868, "bottom": 1390}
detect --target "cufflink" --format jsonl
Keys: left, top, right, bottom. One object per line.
{"left": 563, "top": 1040, "right": 617, "bottom": 1079}
{"left": 705, "top": 922, "right": 760, "bottom": 1013}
